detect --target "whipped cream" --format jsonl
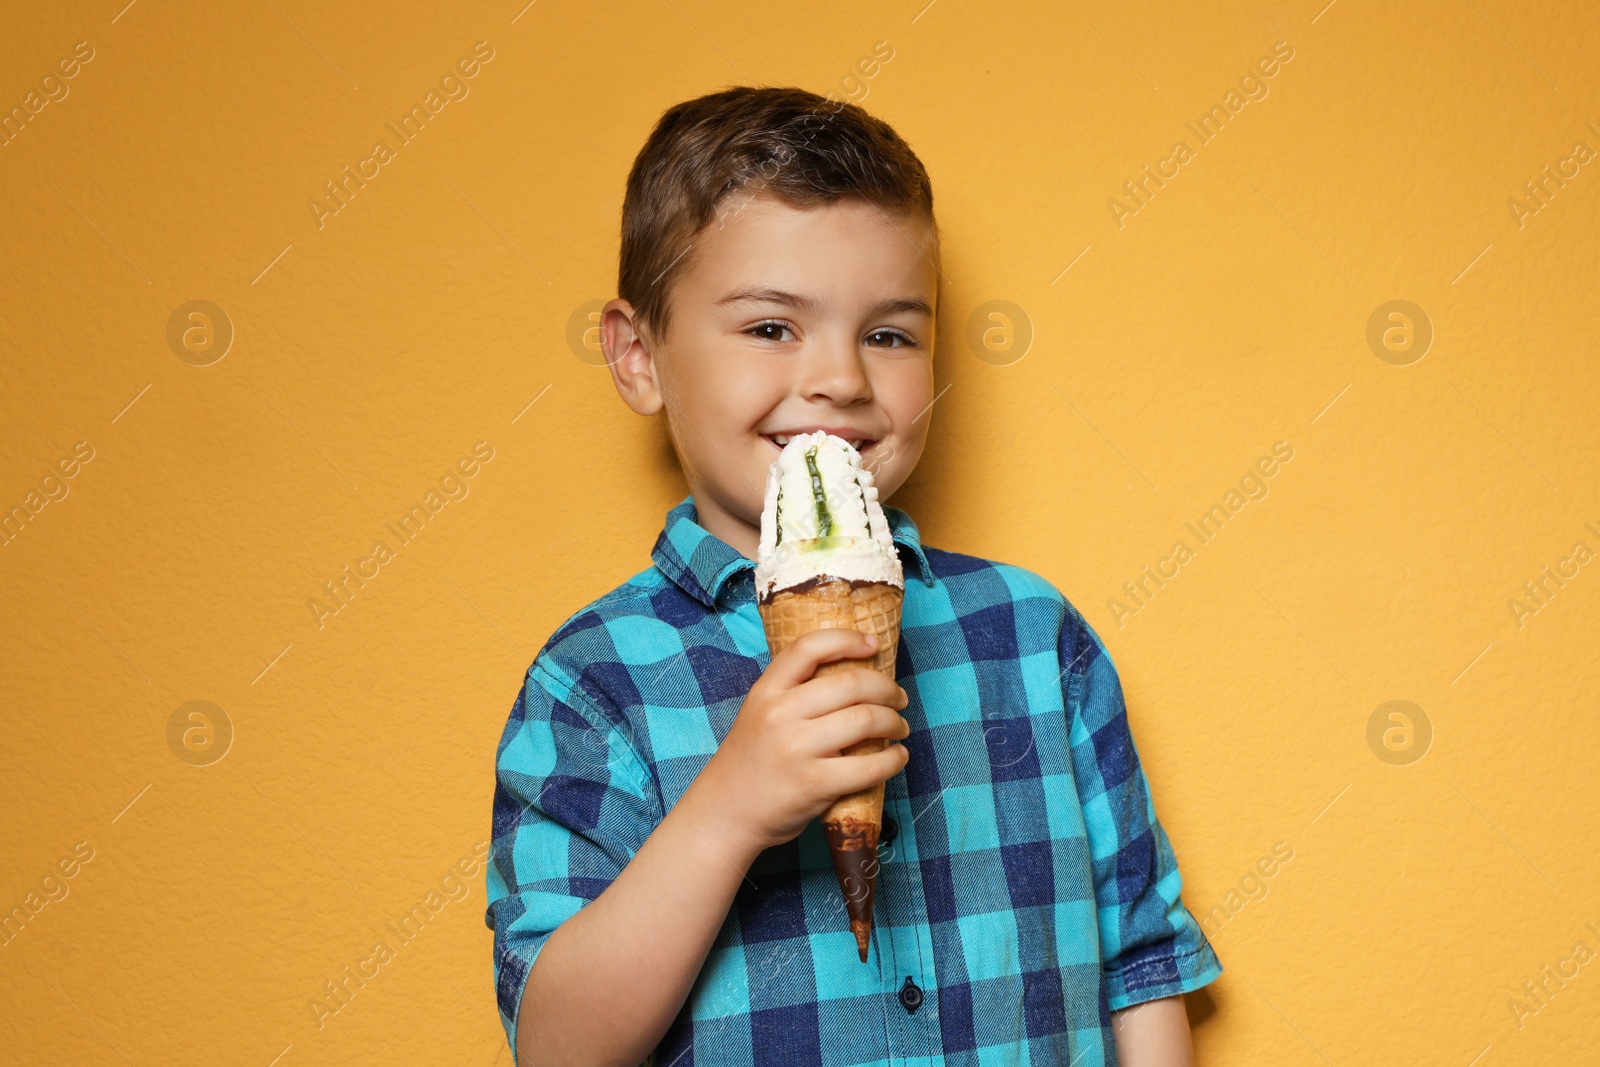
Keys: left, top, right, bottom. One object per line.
{"left": 755, "top": 432, "right": 903, "bottom": 600}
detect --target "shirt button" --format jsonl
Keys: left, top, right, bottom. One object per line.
{"left": 898, "top": 975, "right": 923, "bottom": 1014}
{"left": 881, "top": 815, "right": 899, "bottom": 846}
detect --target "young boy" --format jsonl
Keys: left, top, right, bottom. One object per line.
{"left": 486, "top": 86, "right": 1222, "bottom": 1066}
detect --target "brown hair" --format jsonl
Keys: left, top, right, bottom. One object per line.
{"left": 618, "top": 86, "right": 939, "bottom": 346}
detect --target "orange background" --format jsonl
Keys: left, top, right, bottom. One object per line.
{"left": 2, "top": 1, "right": 1597, "bottom": 1064}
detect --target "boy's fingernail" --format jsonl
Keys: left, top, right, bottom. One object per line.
{"left": 864, "top": 632, "right": 879, "bottom": 647}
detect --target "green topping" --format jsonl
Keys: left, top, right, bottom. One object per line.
{"left": 796, "top": 536, "right": 851, "bottom": 551}
{"left": 804, "top": 446, "right": 834, "bottom": 537}
{"left": 854, "top": 470, "right": 870, "bottom": 537}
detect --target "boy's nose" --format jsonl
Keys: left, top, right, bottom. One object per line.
{"left": 800, "top": 339, "right": 872, "bottom": 405}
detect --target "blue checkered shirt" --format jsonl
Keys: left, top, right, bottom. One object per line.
{"left": 486, "top": 497, "right": 1222, "bottom": 1065}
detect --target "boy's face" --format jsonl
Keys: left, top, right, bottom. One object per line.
{"left": 604, "top": 193, "right": 939, "bottom": 558}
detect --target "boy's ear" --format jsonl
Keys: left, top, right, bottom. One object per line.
{"left": 601, "top": 298, "right": 663, "bottom": 416}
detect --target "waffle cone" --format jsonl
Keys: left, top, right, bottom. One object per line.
{"left": 759, "top": 577, "right": 903, "bottom": 962}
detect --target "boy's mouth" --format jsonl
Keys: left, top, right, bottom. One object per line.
{"left": 762, "top": 431, "right": 875, "bottom": 455}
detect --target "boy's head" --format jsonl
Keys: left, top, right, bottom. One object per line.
{"left": 601, "top": 86, "right": 941, "bottom": 558}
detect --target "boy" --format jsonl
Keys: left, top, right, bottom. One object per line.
{"left": 486, "top": 86, "right": 1222, "bottom": 1066}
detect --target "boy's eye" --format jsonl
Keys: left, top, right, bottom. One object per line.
{"left": 746, "top": 321, "right": 795, "bottom": 342}
{"left": 865, "top": 329, "right": 916, "bottom": 348}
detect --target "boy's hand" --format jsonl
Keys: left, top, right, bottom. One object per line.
{"left": 695, "top": 629, "right": 910, "bottom": 856}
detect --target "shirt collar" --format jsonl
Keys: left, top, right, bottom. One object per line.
{"left": 651, "top": 495, "right": 936, "bottom": 609}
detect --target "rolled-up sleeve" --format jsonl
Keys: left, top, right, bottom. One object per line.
{"left": 1061, "top": 606, "right": 1223, "bottom": 1011}
{"left": 485, "top": 660, "right": 661, "bottom": 1060}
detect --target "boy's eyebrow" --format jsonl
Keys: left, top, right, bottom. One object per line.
{"left": 868, "top": 296, "right": 935, "bottom": 318}
{"left": 715, "top": 286, "right": 933, "bottom": 319}
{"left": 715, "top": 286, "right": 821, "bottom": 312}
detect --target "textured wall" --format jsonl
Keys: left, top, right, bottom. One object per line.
{"left": 2, "top": 1, "right": 1597, "bottom": 1064}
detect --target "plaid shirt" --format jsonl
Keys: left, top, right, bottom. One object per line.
{"left": 486, "top": 497, "right": 1221, "bottom": 1066}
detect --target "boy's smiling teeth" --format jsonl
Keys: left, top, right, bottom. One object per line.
{"left": 764, "top": 432, "right": 872, "bottom": 453}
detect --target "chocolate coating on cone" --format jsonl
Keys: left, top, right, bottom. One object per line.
{"left": 824, "top": 817, "right": 880, "bottom": 962}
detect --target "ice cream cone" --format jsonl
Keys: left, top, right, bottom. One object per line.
{"left": 760, "top": 577, "right": 903, "bottom": 962}
{"left": 754, "top": 431, "right": 906, "bottom": 962}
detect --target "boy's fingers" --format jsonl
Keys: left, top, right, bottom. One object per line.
{"left": 764, "top": 628, "right": 880, "bottom": 689}
{"left": 788, "top": 669, "right": 906, "bottom": 719}
{"left": 822, "top": 741, "right": 910, "bottom": 796}
{"left": 805, "top": 704, "right": 910, "bottom": 756}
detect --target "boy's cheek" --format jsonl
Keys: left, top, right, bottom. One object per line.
{"left": 861, "top": 441, "right": 900, "bottom": 479}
